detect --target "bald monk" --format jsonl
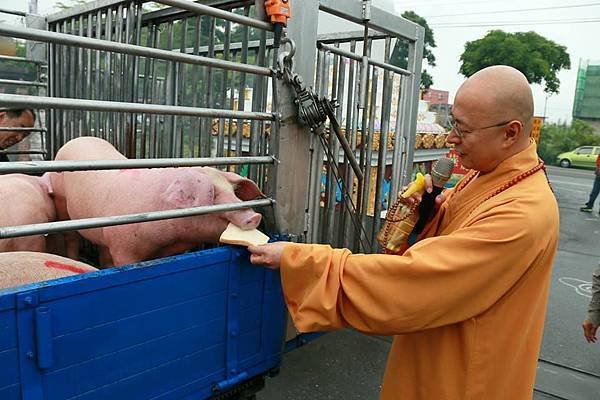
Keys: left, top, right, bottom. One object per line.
{"left": 248, "top": 65, "right": 559, "bottom": 399}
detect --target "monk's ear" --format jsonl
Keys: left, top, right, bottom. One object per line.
{"left": 503, "top": 120, "right": 522, "bottom": 146}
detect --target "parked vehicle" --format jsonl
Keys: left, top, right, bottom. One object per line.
{"left": 556, "top": 146, "right": 600, "bottom": 168}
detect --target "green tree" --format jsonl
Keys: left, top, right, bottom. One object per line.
{"left": 459, "top": 30, "right": 570, "bottom": 94}
{"left": 537, "top": 119, "right": 598, "bottom": 164}
{"left": 390, "top": 11, "right": 436, "bottom": 89}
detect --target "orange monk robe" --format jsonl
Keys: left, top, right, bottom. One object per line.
{"left": 280, "top": 141, "right": 559, "bottom": 400}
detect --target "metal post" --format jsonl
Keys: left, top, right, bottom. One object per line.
{"left": 397, "top": 28, "right": 424, "bottom": 188}
{"left": 269, "top": 0, "right": 320, "bottom": 240}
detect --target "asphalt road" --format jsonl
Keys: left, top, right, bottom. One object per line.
{"left": 258, "top": 165, "right": 600, "bottom": 399}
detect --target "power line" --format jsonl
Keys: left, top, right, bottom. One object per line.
{"left": 431, "top": 18, "right": 600, "bottom": 28}
{"left": 424, "top": 2, "right": 600, "bottom": 19}
{"left": 397, "top": 0, "right": 539, "bottom": 9}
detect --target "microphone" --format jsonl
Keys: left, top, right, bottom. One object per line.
{"left": 409, "top": 157, "right": 455, "bottom": 240}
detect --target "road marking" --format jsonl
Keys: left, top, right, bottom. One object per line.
{"left": 549, "top": 179, "right": 592, "bottom": 188}
{"left": 558, "top": 277, "right": 592, "bottom": 298}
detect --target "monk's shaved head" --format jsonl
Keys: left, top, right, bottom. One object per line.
{"left": 448, "top": 65, "right": 536, "bottom": 172}
{"left": 457, "top": 65, "right": 534, "bottom": 136}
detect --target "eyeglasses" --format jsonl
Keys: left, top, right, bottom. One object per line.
{"left": 448, "top": 116, "right": 514, "bottom": 139}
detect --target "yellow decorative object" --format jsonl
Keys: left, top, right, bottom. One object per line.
{"left": 414, "top": 134, "right": 423, "bottom": 149}
{"left": 401, "top": 173, "right": 425, "bottom": 198}
{"left": 421, "top": 133, "right": 435, "bottom": 149}
{"left": 376, "top": 173, "right": 426, "bottom": 254}
{"left": 434, "top": 133, "right": 448, "bottom": 149}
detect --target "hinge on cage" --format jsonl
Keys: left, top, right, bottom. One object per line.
{"left": 362, "top": 0, "right": 372, "bottom": 20}
{"left": 304, "top": 212, "right": 311, "bottom": 234}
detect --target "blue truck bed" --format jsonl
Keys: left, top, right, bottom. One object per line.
{"left": 0, "top": 246, "right": 286, "bottom": 400}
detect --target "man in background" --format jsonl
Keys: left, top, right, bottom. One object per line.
{"left": 580, "top": 153, "right": 600, "bottom": 213}
{"left": 0, "top": 108, "right": 36, "bottom": 162}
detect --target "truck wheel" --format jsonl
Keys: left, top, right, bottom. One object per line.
{"left": 559, "top": 159, "right": 571, "bottom": 168}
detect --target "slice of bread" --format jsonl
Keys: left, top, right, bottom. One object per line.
{"left": 219, "top": 223, "right": 270, "bottom": 247}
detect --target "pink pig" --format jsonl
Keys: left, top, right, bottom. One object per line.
{"left": 0, "top": 174, "right": 57, "bottom": 253}
{"left": 0, "top": 251, "right": 97, "bottom": 290}
{"left": 47, "top": 136, "right": 263, "bottom": 266}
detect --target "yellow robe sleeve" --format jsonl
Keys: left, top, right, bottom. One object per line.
{"left": 281, "top": 202, "right": 551, "bottom": 335}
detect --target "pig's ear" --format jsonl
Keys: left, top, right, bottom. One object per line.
{"left": 218, "top": 170, "right": 265, "bottom": 201}
{"left": 39, "top": 173, "right": 54, "bottom": 195}
{"left": 235, "top": 180, "right": 265, "bottom": 201}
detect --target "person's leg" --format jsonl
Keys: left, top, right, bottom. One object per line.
{"left": 582, "top": 176, "right": 600, "bottom": 211}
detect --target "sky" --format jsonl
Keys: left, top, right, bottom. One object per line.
{"left": 4, "top": 0, "right": 600, "bottom": 123}
{"left": 386, "top": 0, "right": 599, "bottom": 123}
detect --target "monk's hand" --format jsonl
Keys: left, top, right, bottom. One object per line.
{"left": 582, "top": 319, "right": 598, "bottom": 343}
{"left": 247, "top": 242, "right": 289, "bottom": 269}
{"left": 398, "top": 174, "right": 446, "bottom": 209}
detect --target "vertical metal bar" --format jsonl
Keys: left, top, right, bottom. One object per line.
{"left": 85, "top": 13, "right": 93, "bottom": 134}
{"left": 103, "top": 7, "right": 113, "bottom": 143}
{"left": 397, "top": 30, "right": 424, "bottom": 189}
{"left": 94, "top": 10, "right": 102, "bottom": 138}
{"left": 190, "top": 16, "right": 201, "bottom": 158}
{"left": 249, "top": 28, "right": 266, "bottom": 181}
{"left": 140, "top": 24, "right": 151, "bottom": 158}
{"left": 390, "top": 74, "right": 404, "bottom": 204}
{"left": 330, "top": 47, "right": 346, "bottom": 247}
{"left": 226, "top": 51, "right": 237, "bottom": 167}
{"left": 324, "top": 50, "right": 340, "bottom": 245}
{"left": 76, "top": 14, "right": 84, "bottom": 137}
{"left": 121, "top": 2, "right": 133, "bottom": 156}
{"left": 341, "top": 41, "right": 357, "bottom": 249}
{"left": 149, "top": 26, "right": 160, "bottom": 158}
{"left": 129, "top": 2, "right": 143, "bottom": 158}
{"left": 372, "top": 38, "right": 393, "bottom": 251}
{"left": 176, "top": 17, "right": 188, "bottom": 158}
{"left": 201, "top": 16, "right": 216, "bottom": 158}
{"left": 164, "top": 21, "right": 175, "bottom": 157}
{"left": 310, "top": 49, "right": 329, "bottom": 243}
{"left": 354, "top": 56, "right": 369, "bottom": 250}
{"left": 217, "top": 19, "right": 231, "bottom": 158}
{"left": 360, "top": 66, "right": 378, "bottom": 251}
{"left": 70, "top": 17, "right": 78, "bottom": 141}
{"left": 48, "top": 23, "right": 56, "bottom": 156}
{"left": 255, "top": 0, "right": 268, "bottom": 189}
{"left": 114, "top": 4, "right": 124, "bottom": 152}
{"left": 235, "top": 7, "right": 250, "bottom": 173}
{"left": 61, "top": 20, "right": 69, "bottom": 147}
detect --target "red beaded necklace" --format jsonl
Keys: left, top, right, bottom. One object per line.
{"left": 453, "top": 159, "right": 551, "bottom": 217}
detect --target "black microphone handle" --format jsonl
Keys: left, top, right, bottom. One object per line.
{"left": 411, "top": 185, "right": 444, "bottom": 236}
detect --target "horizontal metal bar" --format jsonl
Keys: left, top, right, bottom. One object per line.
{"left": 0, "top": 156, "right": 276, "bottom": 173}
{"left": 0, "top": 198, "right": 274, "bottom": 239}
{"left": 0, "top": 23, "right": 273, "bottom": 76}
{"left": 0, "top": 54, "right": 45, "bottom": 64}
{"left": 141, "top": 0, "right": 251, "bottom": 24}
{"left": 319, "top": 0, "right": 419, "bottom": 42}
{"left": 155, "top": 0, "right": 273, "bottom": 31}
{"left": 0, "top": 7, "right": 27, "bottom": 17}
{"left": 317, "top": 30, "right": 388, "bottom": 44}
{"left": 318, "top": 42, "right": 411, "bottom": 76}
{"left": 0, "top": 150, "right": 46, "bottom": 155}
{"left": 47, "top": 0, "right": 134, "bottom": 23}
{"left": 0, "top": 94, "right": 276, "bottom": 121}
{"left": 180, "top": 38, "right": 275, "bottom": 55}
{"left": 0, "top": 78, "right": 46, "bottom": 87}
{"left": 0, "top": 127, "right": 47, "bottom": 132}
